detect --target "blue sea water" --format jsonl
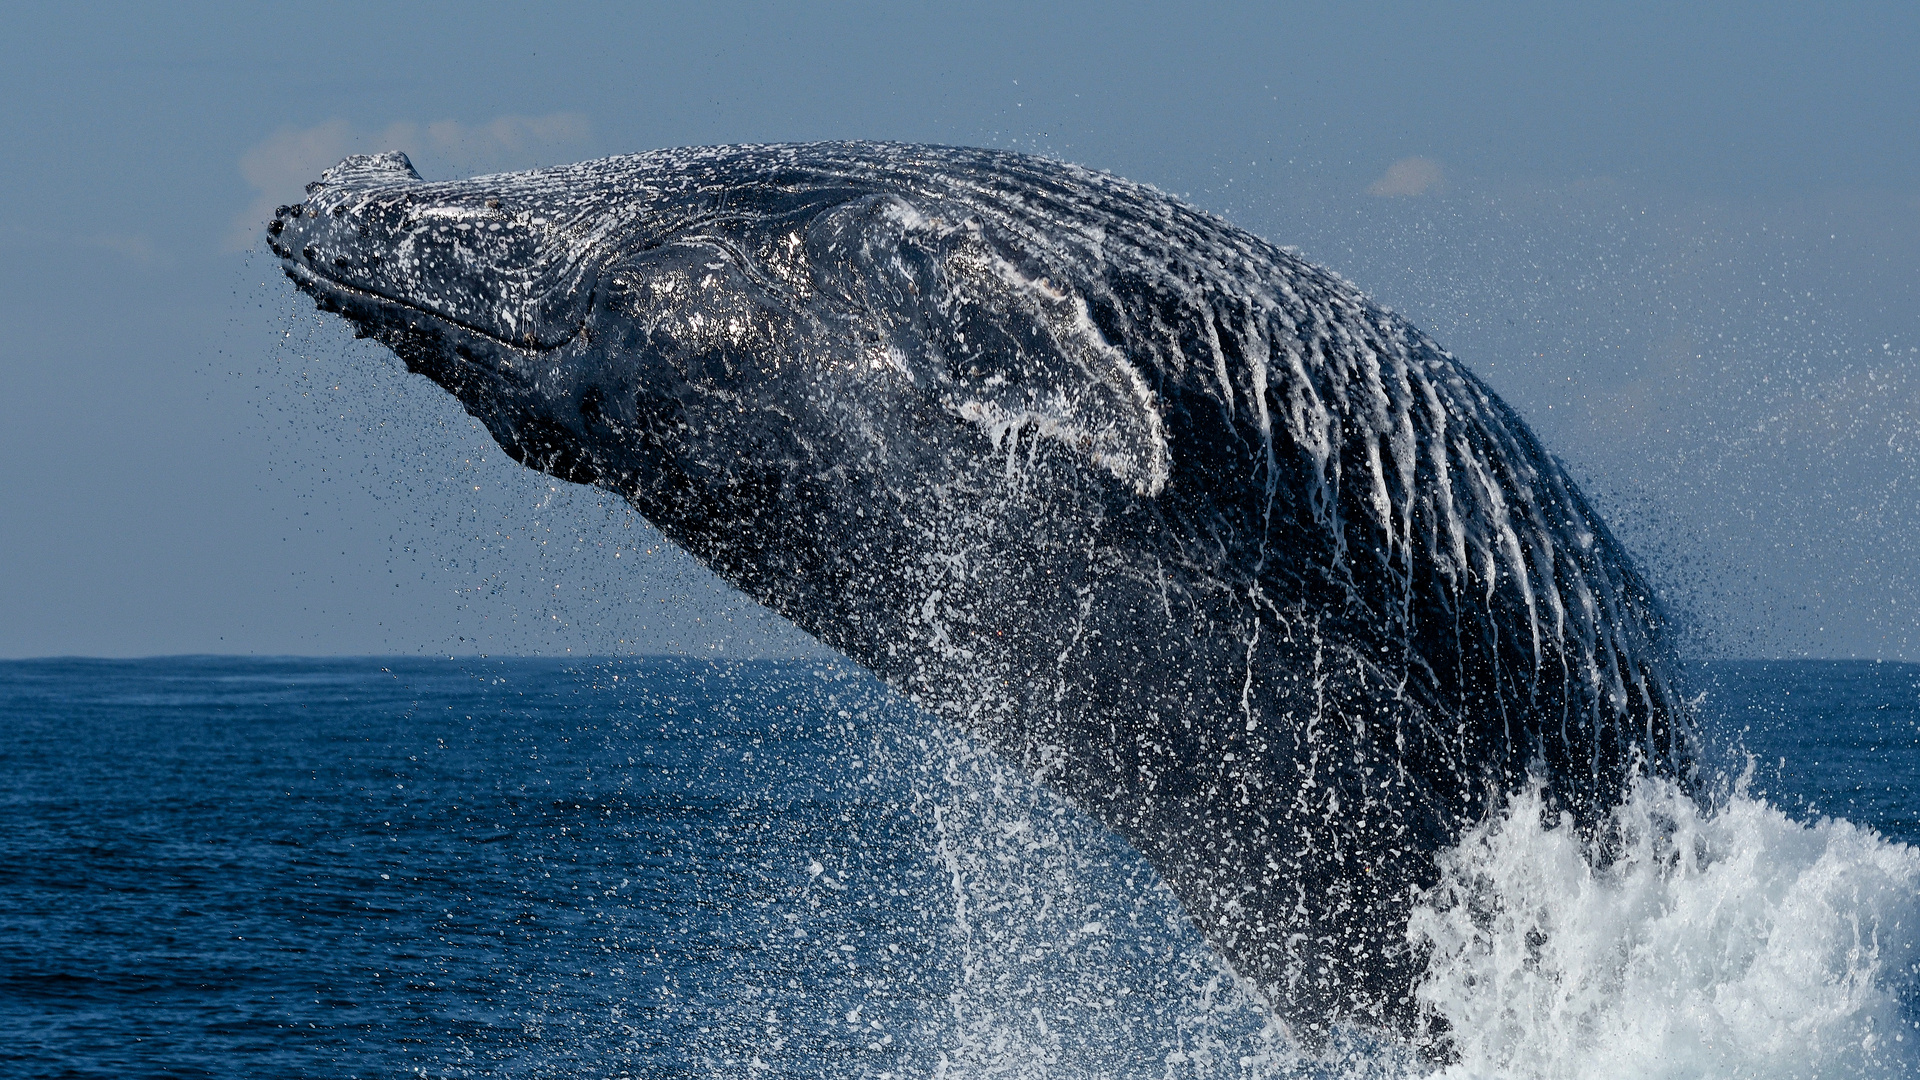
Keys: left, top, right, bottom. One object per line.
{"left": 2, "top": 656, "right": 1916, "bottom": 1079}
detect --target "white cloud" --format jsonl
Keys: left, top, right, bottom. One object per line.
{"left": 1367, "top": 156, "right": 1445, "bottom": 197}
{"left": 229, "top": 113, "right": 592, "bottom": 250}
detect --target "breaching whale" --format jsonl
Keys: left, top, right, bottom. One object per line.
{"left": 268, "top": 142, "right": 1690, "bottom": 1032}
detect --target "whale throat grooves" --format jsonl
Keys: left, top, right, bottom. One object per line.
{"left": 270, "top": 142, "right": 1692, "bottom": 1033}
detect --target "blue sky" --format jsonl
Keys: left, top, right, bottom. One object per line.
{"left": 2, "top": 1, "right": 1916, "bottom": 659}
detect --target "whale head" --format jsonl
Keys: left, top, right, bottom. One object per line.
{"left": 269, "top": 150, "right": 618, "bottom": 351}
{"left": 269, "top": 146, "right": 1170, "bottom": 509}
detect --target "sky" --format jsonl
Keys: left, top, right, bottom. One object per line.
{"left": 1, "top": 1, "right": 1916, "bottom": 660}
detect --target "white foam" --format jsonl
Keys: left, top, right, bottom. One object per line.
{"left": 1409, "top": 776, "right": 1920, "bottom": 1080}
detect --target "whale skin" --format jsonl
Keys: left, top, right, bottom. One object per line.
{"left": 268, "top": 142, "right": 1690, "bottom": 1031}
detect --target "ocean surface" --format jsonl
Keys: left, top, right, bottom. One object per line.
{"left": 3, "top": 656, "right": 1916, "bottom": 1079}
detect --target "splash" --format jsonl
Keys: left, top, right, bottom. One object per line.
{"left": 1409, "top": 776, "right": 1920, "bottom": 1079}
{"left": 871, "top": 711, "right": 1920, "bottom": 1079}
{"left": 908, "top": 728, "right": 1296, "bottom": 1077}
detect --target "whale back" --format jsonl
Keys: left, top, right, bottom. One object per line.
{"left": 271, "top": 142, "right": 1690, "bottom": 1030}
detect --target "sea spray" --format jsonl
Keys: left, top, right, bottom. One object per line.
{"left": 1409, "top": 776, "right": 1920, "bottom": 1079}
{"left": 906, "top": 724, "right": 1296, "bottom": 1076}
{"left": 901, "top": 718, "right": 1418, "bottom": 1080}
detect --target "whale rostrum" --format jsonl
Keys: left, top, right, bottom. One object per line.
{"left": 269, "top": 142, "right": 1690, "bottom": 1032}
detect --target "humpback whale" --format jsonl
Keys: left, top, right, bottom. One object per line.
{"left": 268, "top": 142, "right": 1690, "bottom": 1032}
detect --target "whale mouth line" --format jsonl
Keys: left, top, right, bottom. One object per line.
{"left": 281, "top": 258, "right": 584, "bottom": 355}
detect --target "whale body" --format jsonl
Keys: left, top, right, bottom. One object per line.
{"left": 269, "top": 142, "right": 1689, "bottom": 1031}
